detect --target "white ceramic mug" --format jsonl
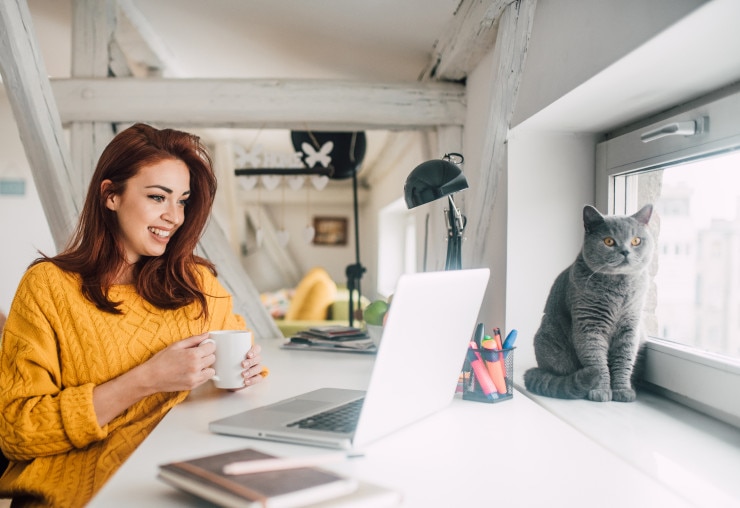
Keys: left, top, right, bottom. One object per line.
{"left": 200, "top": 330, "right": 253, "bottom": 389}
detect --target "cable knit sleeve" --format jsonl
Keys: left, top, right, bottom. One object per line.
{"left": 0, "top": 265, "right": 106, "bottom": 461}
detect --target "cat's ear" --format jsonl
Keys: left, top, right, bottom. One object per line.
{"left": 583, "top": 205, "right": 604, "bottom": 233}
{"left": 632, "top": 204, "right": 653, "bottom": 225}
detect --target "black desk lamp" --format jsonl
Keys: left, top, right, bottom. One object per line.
{"left": 404, "top": 153, "right": 468, "bottom": 271}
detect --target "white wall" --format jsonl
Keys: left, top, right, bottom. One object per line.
{"left": 0, "top": 90, "right": 56, "bottom": 313}
{"left": 511, "top": 0, "right": 705, "bottom": 128}
{"left": 505, "top": 130, "right": 595, "bottom": 368}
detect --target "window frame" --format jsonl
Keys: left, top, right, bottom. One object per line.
{"left": 595, "top": 84, "right": 740, "bottom": 429}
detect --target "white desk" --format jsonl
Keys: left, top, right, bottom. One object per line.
{"left": 90, "top": 338, "right": 694, "bottom": 507}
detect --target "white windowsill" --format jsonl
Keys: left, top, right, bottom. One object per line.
{"left": 513, "top": 374, "right": 740, "bottom": 507}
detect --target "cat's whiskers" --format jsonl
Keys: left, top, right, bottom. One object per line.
{"left": 582, "top": 262, "right": 610, "bottom": 289}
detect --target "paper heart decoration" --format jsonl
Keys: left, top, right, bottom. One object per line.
{"left": 237, "top": 175, "right": 258, "bottom": 191}
{"left": 304, "top": 225, "right": 316, "bottom": 244}
{"left": 261, "top": 175, "right": 282, "bottom": 191}
{"left": 286, "top": 175, "right": 305, "bottom": 191}
{"left": 311, "top": 175, "right": 329, "bottom": 191}
{"left": 255, "top": 228, "right": 264, "bottom": 248}
{"left": 276, "top": 229, "right": 290, "bottom": 247}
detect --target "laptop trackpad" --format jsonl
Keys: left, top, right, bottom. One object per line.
{"left": 271, "top": 399, "right": 329, "bottom": 413}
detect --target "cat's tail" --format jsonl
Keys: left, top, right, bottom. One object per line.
{"left": 523, "top": 366, "right": 600, "bottom": 399}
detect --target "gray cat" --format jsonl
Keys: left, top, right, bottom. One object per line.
{"left": 523, "top": 204, "right": 654, "bottom": 402}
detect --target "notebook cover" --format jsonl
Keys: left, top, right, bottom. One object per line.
{"left": 158, "top": 448, "right": 357, "bottom": 507}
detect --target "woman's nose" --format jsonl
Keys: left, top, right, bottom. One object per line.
{"left": 163, "top": 202, "right": 183, "bottom": 225}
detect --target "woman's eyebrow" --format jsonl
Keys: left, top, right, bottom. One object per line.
{"left": 145, "top": 185, "right": 190, "bottom": 196}
{"left": 146, "top": 184, "right": 174, "bottom": 194}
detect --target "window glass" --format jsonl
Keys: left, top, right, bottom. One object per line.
{"left": 614, "top": 150, "right": 740, "bottom": 360}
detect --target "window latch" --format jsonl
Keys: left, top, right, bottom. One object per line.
{"left": 640, "top": 117, "right": 707, "bottom": 143}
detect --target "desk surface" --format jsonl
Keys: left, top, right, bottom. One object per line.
{"left": 90, "top": 338, "right": 693, "bottom": 508}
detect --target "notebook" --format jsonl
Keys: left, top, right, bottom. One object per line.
{"left": 209, "top": 268, "right": 490, "bottom": 449}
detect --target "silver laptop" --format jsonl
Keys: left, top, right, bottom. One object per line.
{"left": 209, "top": 268, "right": 490, "bottom": 449}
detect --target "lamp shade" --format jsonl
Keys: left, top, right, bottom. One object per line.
{"left": 404, "top": 157, "right": 468, "bottom": 209}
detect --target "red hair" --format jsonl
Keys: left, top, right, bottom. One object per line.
{"left": 35, "top": 123, "right": 218, "bottom": 316}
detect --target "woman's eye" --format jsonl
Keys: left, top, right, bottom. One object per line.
{"left": 178, "top": 198, "right": 189, "bottom": 207}
{"left": 149, "top": 194, "right": 165, "bottom": 203}
{"left": 604, "top": 237, "right": 615, "bottom": 247}
{"left": 631, "top": 237, "right": 641, "bottom": 246}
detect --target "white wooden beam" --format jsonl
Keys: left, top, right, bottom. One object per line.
{"left": 50, "top": 78, "right": 466, "bottom": 130}
{"left": 421, "top": 0, "right": 514, "bottom": 82}
{"left": 0, "top": 0, "right": 78, "bottom": 250}
{"left": 114, "top": 0, "right": 182, "bottom": 77}
{"left": 70, "top": 0, "right": 116, "bottom": 205}
{"left": 463, "top": 0, "right": 537, "bottom": 268}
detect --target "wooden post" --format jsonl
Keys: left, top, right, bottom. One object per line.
{"left": 0, "top": 0, "right": 78, "bottom": 251}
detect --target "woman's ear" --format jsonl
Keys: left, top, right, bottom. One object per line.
{"left": 101, "top": 179, "right": 117, "bottom": 211}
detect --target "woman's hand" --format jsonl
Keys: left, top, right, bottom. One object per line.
{"left": 227, "top": 343, "right": 265, "bottom": 392}
{"left": 93, "top": 333, "right": 215, "bottom": 426}
{"left": 142, "top": 333, "right": 216, "bottom": 393}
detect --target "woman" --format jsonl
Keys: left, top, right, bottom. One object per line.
{"left": 0, "top": 123, "right": 265, "bottom": 506}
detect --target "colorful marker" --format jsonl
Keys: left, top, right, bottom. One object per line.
{"left": 480, "top": 335, "right": 507, "bottom": 395}
{"left": 473, "top": 322, "right": 485, "bottom": 348}
{"left": 492, "top": 328, "right": 509, "bottom": 389}
{"left": 467, "top": 341, "right": 498, "bottom": 400}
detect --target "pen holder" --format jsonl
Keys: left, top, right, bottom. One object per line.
{"left": 462, "top": 347, "right": 515, "bottom": 403}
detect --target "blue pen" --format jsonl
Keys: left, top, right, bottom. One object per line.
{"left": 503, "top": 329, "right": 518, "bottom": 361}
{"left": 502, "top": 329, "right": 518, "bottom": 349}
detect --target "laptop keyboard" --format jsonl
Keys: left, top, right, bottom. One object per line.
{"left": 286, "top": 397, "right": 364, "bottom": 433}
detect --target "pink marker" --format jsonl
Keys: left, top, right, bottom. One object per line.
{"left": 467, "top": 342, "right": 498, "bottom": 400}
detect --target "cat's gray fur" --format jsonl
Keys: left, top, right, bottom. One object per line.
{"left": 523, "top": 204, "right": 654, "bottom": 402}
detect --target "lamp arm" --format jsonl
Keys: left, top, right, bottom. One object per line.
{"left": 446, "top": 195, "right": 464, "bottom": 238}
{"left": 445, "top": 195, "right": 465, "bottom": 270}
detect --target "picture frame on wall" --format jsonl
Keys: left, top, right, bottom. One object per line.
{"left": 313, "top": 217, "right": 348, "bottom": 246}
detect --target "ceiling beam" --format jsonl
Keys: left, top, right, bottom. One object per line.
{"left": 50, "top": 78, "right": 466, "bottom": 130}
{"left": 421, "top": 0, "right": 515, "bottom": 82}
{"left": 114, "top": 0, "right": 182, "bottom": 77}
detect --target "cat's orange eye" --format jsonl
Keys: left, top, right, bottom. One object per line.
{"left": 631, "top": 237, "right": 641, "bottom": 246}
{"left": 604, "top": 237, "right": 615, "bottom": 247}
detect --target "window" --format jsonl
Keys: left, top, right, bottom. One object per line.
{"left": 377, "top": 198, "right": 416, "bottom": 297}
{"left": 596, "top": 86, "right": 740, "bottom": 428}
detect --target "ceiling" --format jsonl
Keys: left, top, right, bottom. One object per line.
{"left": 26, "top": 0, "right": 464, "bottom": 183}
{"left": 28, "top": 0, "right": 462, "bottom": 82}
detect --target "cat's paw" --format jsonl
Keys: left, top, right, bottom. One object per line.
{"left": 612, "top": 388, "right": 637, "bottom": 402}
{"left": 588, "top": 388, "right": 612, "bottom": 402}
{"left": 576, "top": 366, "right": 602, "bottom": 390}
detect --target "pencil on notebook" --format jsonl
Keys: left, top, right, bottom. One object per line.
{"left": 222, "top": 451, "right": 362, "bottom": 475}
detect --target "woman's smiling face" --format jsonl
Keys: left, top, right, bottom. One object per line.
{"left": 104, "top": 158, "right": 191, "bottom": 264}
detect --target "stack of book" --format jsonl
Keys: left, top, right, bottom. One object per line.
{"left": 158, "top": 447, "right": 401, "bottom": 507}
{"left": 282, "top": 326, "right": 376, "bottom": 353}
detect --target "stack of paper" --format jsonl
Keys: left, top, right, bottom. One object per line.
{"left": 282, "top": 326, "right": 376, "bottom": 353}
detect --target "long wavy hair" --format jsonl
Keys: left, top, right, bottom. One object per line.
{"left": 36, "top": 123, "right": 218, "bottom": 316}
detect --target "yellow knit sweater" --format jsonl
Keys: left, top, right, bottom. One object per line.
{"left": 0, "top": 262, "right": 247, "bottom": 507}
